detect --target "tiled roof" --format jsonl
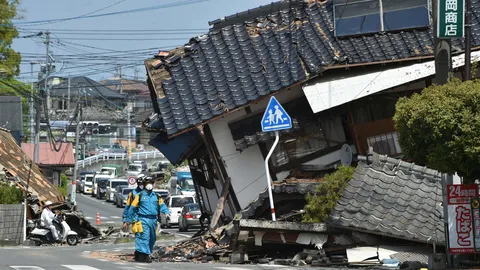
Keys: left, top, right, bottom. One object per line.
{"left": 0, "top": 129, "right": 65, "bottom": 204}
{"left": 145, "top": 0, "right": 478, "bottom": 137}
{"left": 22, "top": 142, "right": 75, "bottom": 166}
{"left": 328, "top": 153, "right": 444, "bottom": 244}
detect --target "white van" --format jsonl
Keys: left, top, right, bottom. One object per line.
{"left": 106, "top": 179, "right": 128, "bottom": 202}
{"left": 92, "top": 172, "right": 113, "bottom": 197}
{"left": 82, "top": 174, "right": 95, "bottom": 194}
{"left": 160, "top": 195, "right": 196, "bottom": 228}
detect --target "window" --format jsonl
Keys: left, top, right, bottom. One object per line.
{"left": 334, "top": 0, "right": 429, "bottom": 37}
{"left": 367, "top": 132, "right": 402, "bottom": 156}
{"left": 266, "top": 116, "right": 347, "bottom": 168}
{"left": 122, "top": 188, "right": 134, "bottom": 195}
{"left": 171, "top": 197, "right": 194, "bottom": 208}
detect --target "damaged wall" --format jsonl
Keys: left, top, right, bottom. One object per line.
{"left": 0, "top": 204, "right": 24, "bottom": 245}
{"left": 207, "top": 86, "right": 303, "bottom": 210}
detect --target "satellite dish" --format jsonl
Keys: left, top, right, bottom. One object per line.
{"left": 340, "top": 144, "right": 353, "bottom": 166}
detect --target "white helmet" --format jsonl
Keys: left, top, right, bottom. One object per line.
{"left": 44, "top": 201, "right": 53, "bottom": 207}
{"left": 137, "top": 173, "right": 145, "bottom": 179}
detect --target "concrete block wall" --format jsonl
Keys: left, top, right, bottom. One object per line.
{"left": 0, "top": 204, "right": 24, "bottom": 246}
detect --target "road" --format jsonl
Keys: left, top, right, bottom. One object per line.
{"left": 0, "top": 242, "right": 313, "bottom": 270}
{"left": 75, "top": 193, "right": 196, "bottom": 237}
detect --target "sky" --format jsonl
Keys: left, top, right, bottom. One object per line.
{"left": 12, "top": 0, "right": 273, "bottom": 83}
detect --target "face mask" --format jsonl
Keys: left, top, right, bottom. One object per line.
{"left": 138, "top": 185, "right": 144, "bottom": 190}
{"left": 145, "top": 184, "right": 153, "bottom": 191}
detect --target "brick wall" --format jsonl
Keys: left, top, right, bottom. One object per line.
{"left": 0, "top": 204, "right": 24, "bottom": 246}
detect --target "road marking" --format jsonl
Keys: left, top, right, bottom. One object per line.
{"left": 104, "top": 221, "right": 115, "bottom": 224}
{"left": 214, "top": 268, "right": 251, "bottom": 270}
{"left": 62, "top": 266, "right": 101, "bottom": 270}
{"left": 10, "top": 267, "right": 46, "bottom": 270}
{"left": 110, "top": 216, "right": 121, "bottom": 219}
{"left": 85, "top": 217, "right": 93, "bottom": 220}
{"left": 174, "top": 233, "right": 192, "bottom": 238}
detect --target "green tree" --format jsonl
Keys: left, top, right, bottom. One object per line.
{"left": 0, "top": 0, "right": 21, "bottom": 77}
{"left": 303, "top": 165, "right": 355, "bottom": 223}
{"left": 0, "top": 183, "right": 23, "bottom": 204}
{"left": 394, "top": 78, "right": 480, "bottom": 183}
{"left": 58, "top": 174, "right": 69, "bottom": 197}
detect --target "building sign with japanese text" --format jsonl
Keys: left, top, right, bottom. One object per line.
{"left": 448, "top": 184, "right": 479, "bottom": 254}
{"left": 437, "top": 0, "right": 465, "bottom": 38}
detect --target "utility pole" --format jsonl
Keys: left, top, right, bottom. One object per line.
{"left": 29, "top": 63, "right": 35, "bottom": 143}
{"left": 67, "top": 77, "right": 71, "bottom": 112}
{"left": 433, "top": 0, "right": 452, "bottom": 85}
{"left": 127, "top": 105, "right": 131, "bottom": 164}
{"left": 119, "top": 65, "right": 123, "bottom": 94}
{"left": 44, "top": 31, "right": 51, "bottom": 112}
{"left": 465, "top": 0, "right": 472, "bottom": 80}
{"left": 71, "top": 104, "right": 81, "bottom": 209}
{"left": 34, "top": 97, "right": 41, "bottom": 163}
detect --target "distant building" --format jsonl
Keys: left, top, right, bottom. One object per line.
{"left": 0, "top": 96, "right": 22, "bottom": 145}
{"left": 22, "top": 142, "right": 75, "bottom": 186}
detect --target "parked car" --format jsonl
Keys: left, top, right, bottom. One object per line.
{"left": 105, "top": 179, "right": 129, "bottom": 202}
{"left": 114, "top": 187, "right": 134, "bottom": 208}
{"left": 159, "top": 195, "right": 196, "bottom": 228}
{"left": 133, "top": 160, "right": 148, "bottom": 169}
{"left": 153, "top": 189, "right": 170, "bottom": 201}
{"left": 178, "top": 203, "right": 202, "bottom": 232}
{"left": 99, "top": 144, "right": 126, "bottom": 155}
{"left": 149, "top": 161, "right": 170, "bottom": 173}
{"left": 77, "top": 171, "right": 94, "bottom": 192}
{"left": 82, "top": 173, "right": 95, "bottom": 194}
{"left": 92, "top": 172, "right": 113, "bottom": 197}
{"left": 96, "top": 179, "right": 109, "bottom": 200}
{"left": 100, "top": 164, "right": 124, "bottom": 178}
{"left": 126, "top": 163, "right": 147, "bottom": 178}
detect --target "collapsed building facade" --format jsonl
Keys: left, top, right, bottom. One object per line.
{"left": 0, "top": 128, "right": 99, "bottom": 240}
{"left": 138, "top": 0, "right": 478, "bottom": 266}
{"left": 142, "top": 0, "right": 478, "bottom": 221}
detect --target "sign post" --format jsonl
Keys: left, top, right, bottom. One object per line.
{"left": 260, "top": 96, "right": 292, "bottom": 221}
{"left": 128, "top": 176, "right": 137, "bottom": 189}
{"left": 437, "top": 0, "right": 465, "bottom": 38}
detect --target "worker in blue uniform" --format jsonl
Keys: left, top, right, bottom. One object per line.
{"left": 122, "top": 174, "right": 145, "bottom": 261}
{"left": 126, "top": 176, "right": 170, "bottom": 263}
{"left": 122, "top": 174, "right": 145, "bottom": 226}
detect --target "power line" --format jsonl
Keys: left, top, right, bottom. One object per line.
{"left": 12, "top": 0, "right": 208, "bottom": 26}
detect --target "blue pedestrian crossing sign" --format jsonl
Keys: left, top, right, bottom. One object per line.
{"left": 261, "top": 96, "right": 292, "bottom": 132}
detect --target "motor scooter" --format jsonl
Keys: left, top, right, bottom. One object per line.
{"left": 28, "top": 212, "right": 79, "bottom": 246}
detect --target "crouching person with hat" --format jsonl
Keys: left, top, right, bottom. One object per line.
{"left": 126, "top": 176, "right": 170, "bottom": 263}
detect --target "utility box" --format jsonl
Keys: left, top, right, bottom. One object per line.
{"left": 428, "top": 254, "right": 446, "bottom": 270}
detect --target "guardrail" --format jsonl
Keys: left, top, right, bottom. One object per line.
{"left": 77, "top": 150, "right": 166, "bottom": 168}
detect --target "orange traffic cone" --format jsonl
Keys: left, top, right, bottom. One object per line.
{"left": 96, "top": 213, "right": 101, "bottom": 225}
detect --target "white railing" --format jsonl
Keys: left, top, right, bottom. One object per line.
{"left": 77, "top": 150, "right": 166, "bottom": 168}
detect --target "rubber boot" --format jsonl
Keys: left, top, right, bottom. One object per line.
{"left": 144, "top": 254, "right": 152, "bottom": 263}
{"left": 134, "top": 250, "right": 139, "bottom": 261}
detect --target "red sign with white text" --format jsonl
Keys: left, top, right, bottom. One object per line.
{"left": 448, "top": 184, "right": 479, "bottom": 254}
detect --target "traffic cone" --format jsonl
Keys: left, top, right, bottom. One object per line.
{"left": 96, "top": 212, "right": 101, "bottom": 225}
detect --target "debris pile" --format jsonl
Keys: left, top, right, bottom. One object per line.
{"left": 151, "top": 228, "right": 231, "bottom": 263}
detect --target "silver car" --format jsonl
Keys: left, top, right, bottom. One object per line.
{"left": 178, "top": 203, "right": 202, "bottom": 232}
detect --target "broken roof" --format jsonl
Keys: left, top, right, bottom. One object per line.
{"left": 22, "top": 142, "right": 75, "bottom": 167}
{"left": 0, "top": 128, "right": 65, "bottom": 204}
{"left": 144, "top": 0, "right": 478, "bottom": 137}
{"left": 328, "top": 153, "right": 444, "bottom": 245}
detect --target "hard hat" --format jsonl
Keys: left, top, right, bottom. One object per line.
{"left": 137, "top": 177, "right": 145, "bottom": 184}
{"left": 45, "top": 201, "right": 53, "bottom": 207}
{"left": 137, "top": 173, "right": 145, "bottom": 179}
{"left": 144, "top": 176, "right": 154, "bottom": 183}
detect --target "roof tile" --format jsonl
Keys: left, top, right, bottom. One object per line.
{"left": 145, "top": 0, "right": 478, "bottom": 136}
{"left": 328, "top": 154, "right": 444, "bottom": 244}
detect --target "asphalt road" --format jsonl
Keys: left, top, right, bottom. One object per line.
{"left": 0, "top": 242, "right": 311, "bottom": 270}
{"left": 75, "top": 193, "right": 196, "bottom": 237}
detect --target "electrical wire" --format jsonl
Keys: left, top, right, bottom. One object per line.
{"left": 12, "top": 0, "right": 209, "bottom": 26}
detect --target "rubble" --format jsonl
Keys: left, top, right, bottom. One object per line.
{"left": 150, "top": 227, "right": 231, "bottom": 263}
